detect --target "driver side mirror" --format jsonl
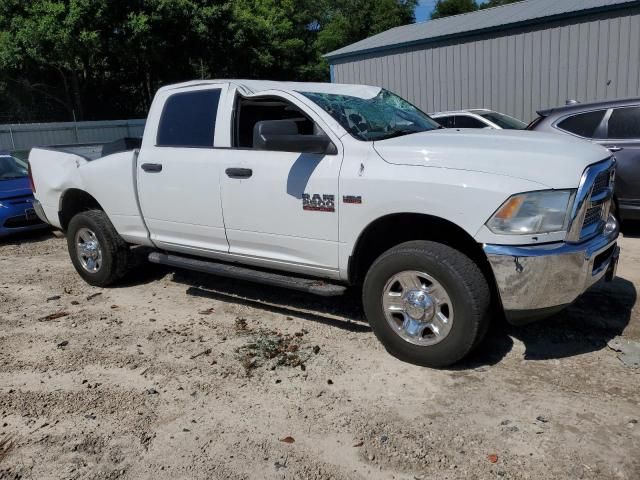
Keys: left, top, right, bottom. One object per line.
{"left": 253, "top": 119, "right": 337, "bottom": 155}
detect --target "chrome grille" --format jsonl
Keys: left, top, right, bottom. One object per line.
{"left": 592, "top": 168, "right": 613, "bottom": 196}
{"left": 567, "top": 158, "right": 616, "bottom": 243}
{"left": 580, "top": 164, "right": 614, "bottom": 237}
{"left": 583, "top": 205, "right": 603, "bottom": 228}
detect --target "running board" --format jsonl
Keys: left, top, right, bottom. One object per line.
{"left": 148, "top": 252, "right": 347, "bottom": 297}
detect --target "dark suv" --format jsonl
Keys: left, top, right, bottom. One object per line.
{"left": 528, "top": 98, "right": 640, "bottom": 222}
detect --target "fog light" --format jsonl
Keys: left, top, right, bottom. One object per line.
{"left": 604, "top": 214, "right": 618, "bottom": 235}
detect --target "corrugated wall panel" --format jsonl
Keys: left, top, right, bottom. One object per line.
{"left": 0, "top": 119, "right": 146, "bottom": 152}
{"left": 331, "top": 8, "right": 640, "bottom": 122}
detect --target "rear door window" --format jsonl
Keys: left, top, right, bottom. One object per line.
{"left": 607, "top": 106, "right": 640, "bottom": 139}
{"left": 556, "top": 110, "right": 606, "bottom": 138}
{"left": 454, "top": 115, "right": 487, "bottom": 129}
{"left": 157, "top": 89, "right": 222, "bottom": 147}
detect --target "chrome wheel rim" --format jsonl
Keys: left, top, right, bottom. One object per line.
{"left": 382, "top": 270, "right": 454, "bottom": 346}
{"left": 75, "top": 227, "right": 103, "bottom": 273}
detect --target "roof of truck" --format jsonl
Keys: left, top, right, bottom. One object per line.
{"left": 158, "top": 80, "right": 382, "bottom": 99}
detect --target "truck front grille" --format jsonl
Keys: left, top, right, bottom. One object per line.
{"left": 592, "top": 168, "right": 613, "bottom": 196}
{"left": 568, "top": 158, "right": 616, "bottom": 243}
{"left": 583, "top": 205, "right": 603, "bottom": 228}
{"left": 579, "top": 163, "right": 615, "bottom": 238}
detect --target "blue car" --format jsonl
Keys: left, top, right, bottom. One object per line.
{"left": 0, "top": 151, "right": 48, "bottom": 237}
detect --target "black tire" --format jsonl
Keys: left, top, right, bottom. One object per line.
{"left": 362, "top": 240, "right": 490, "bottom": 368}
{"left": 66, "top": 210, "right": 131, "bottom": 287}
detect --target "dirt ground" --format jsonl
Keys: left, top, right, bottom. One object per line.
{"left": 1, "top": 228, "right": 639, "bottom": 480}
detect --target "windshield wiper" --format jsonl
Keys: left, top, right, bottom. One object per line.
{"left": 377, "top": 128, "right": 423, "bottom": 141}
{"left": 0, "top": 175, "right": 26, "bottom": 180}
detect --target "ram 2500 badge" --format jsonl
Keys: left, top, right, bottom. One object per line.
{"left": 28, "top": 80, "right": 620, "bottom": 367}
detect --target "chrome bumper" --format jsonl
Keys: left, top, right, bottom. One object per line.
{"left": 32, "top": 199, "right": 50, "bottom": 224}
{"left": 484, "top": 215, "right": 620, "bottom": 324}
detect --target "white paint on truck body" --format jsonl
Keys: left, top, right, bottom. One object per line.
{"left": 29, "top": 79, "right": 612, "bottom": 281}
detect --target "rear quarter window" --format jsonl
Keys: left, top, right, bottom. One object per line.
{"left": 556, "top": 110, "right": 606, "bottom": 138}
{"left": 157, "top": 89, "right": 222, "bottom": 147}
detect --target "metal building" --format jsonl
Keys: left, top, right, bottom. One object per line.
{"left": 325, "top": 0, "right": 640, "bottom": 122}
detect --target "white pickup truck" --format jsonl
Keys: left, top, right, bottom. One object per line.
{"left": 29, "top": 80, "right": 620, "bottom": 367}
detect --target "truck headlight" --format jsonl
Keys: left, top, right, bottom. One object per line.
{"left": 486, "top": 190, "right": 575, "bottom": 235}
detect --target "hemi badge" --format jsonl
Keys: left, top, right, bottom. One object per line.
{"left": 343, "top": 195, "right": 362, "bottom": 204}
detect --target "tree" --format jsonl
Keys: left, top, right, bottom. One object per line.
{"left": 480, "top": 0, "right": 522, "bottom": 8}
{"left": 0, "top": 0, "right": 417, "bottom": 122}
{"left": 431, "top": 0, "right": 477, "bottom": 19}
{"left": 431, "top": 0, "right": 521, "bottom": 18}
{"left": 0, "top": 0, "right": 108, "bottom": 120}
{"left": 313, "top": 0, "right": 417, "bottom": 78}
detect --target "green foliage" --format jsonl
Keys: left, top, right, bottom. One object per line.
{"left": 480, "top": 0, "right": 522, "bottom": 8}
{"left": 0, "top": 0, "right": 416, "bottom": 122}
{"left": 431, "top": 0, "right": 477, "bottom": 19}
{"left": 430, "top": 0, "right": 521, "bottom": 19}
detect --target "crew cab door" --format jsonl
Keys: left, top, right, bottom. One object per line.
{"left": 136, "top": 84, "right": 230, "bottom": 253}
{"left": 219, "top": 90, "right": 343, "bottom": 276}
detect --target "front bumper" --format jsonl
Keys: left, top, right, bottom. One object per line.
{"left": 0, "top": 197, "right": 48, "bottom": 237}
{"left": 484, "top": 214, "right": 620, "bottom": 324}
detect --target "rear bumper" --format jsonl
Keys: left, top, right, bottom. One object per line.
{"left": 33, "top": 199, "right": 50, "bottom": 224}
{"left": 484, "top": 215, "right": 620, "bottom": 325}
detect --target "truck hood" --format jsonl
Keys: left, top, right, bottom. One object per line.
{"left": 373, "top": 129, "right": 611, "bottom": 189}
{"left": 0, "top": 177, "right": 31, "bottom": 200}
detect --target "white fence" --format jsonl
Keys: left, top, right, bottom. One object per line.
{"left": 0, "top": 119, "right": 146, "bottom": 152}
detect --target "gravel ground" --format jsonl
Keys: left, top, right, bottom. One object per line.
{"left": 1, "top": 228, "right": 639, "bottom": 480}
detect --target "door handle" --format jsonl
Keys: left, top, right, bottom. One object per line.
{"left": 608, "top": 146, "right": 624, "bottom": 153}
{"left": 141, "top": 163, "right": 163, "bottom": 173}
{"left": 226, "top": 168, "right": 253, "bottom": 179}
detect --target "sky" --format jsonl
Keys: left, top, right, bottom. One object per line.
{"left": 415, "top": 0, "right": 438, "bottom": 22}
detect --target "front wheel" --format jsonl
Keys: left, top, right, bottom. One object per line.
{"left": 362, "top": 240, "right": 490, "bottom": 368}
{"left": 66, "top": 210, "right": 131, "bottom": 287}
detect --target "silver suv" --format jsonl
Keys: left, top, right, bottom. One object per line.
{"left": 430, "top": 109, "right": 527, "bottom": 130}
{"left": 528, "top": 98, "right": 640, "bottom": 222}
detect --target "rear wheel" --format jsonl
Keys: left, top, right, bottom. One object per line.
{"left": 66, "top": 210, "right": 131, "bottom": 287}
{"left": 362, "top": 240, "right": 490, "bottom": 368}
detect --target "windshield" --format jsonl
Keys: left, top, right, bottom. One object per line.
{"left": 0, "top": 155, "right": 28, "bottom": 180}
{"left": 474, "top": 111, "right": 527, "bottom": 130}
{"left": 301, "top": 89, "right": 441, "bottom": 141}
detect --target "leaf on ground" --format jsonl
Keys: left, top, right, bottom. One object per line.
{"left": 279, "top": 436, "right": 295, "bottom": 444}
{"left": 487, "top": 454, "right": 498, "bottom": 463}
{"left": 199, "top": 308, "right": 215, "bottom": 315}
